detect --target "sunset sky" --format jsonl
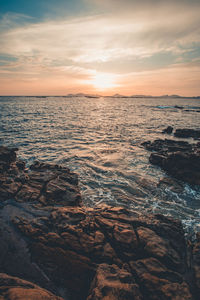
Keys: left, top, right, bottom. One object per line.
{"left": 0, "top": 0, "right": 200, "bottom": 96}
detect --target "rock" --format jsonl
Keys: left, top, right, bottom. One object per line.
{"left": 0, "top": 146, "right": 199, "bottom": 300}
{"left": 87, "top": 264, "right": 142, "bottom": 300}
{"left": 142, "top": 139, "right": 200, "bottom": 185}
{"left": 151, "top": 151, "right": 200, "bottom": 185}
{"left": 174, "top": 128, "right": 200, "bottom": 139}
{"left": 0, "top": 146, "right": 21, "bottom": 174}
{"left": 142, "top": 139, "right": 192, "bottom": 153}
{"left": 0, "top": 273, "right": 63, "bottom": 300}
{"left": 130, "top": 258, "right": 192, "bottom": 300}
{"left": 0, "top": 151, "right": 81, "bottom": 206}
{"left": 12, "top": 206, "right": 192, "bottom": 300}
{"left": 174, "top": 105, "right": 183, "bottom": 109}
{"left": 192, "top": 233, "right": 200, "bottom": 297}
{"left": 162, "top": 126, "right": 173, "bottom": 134}
{"left": 0, "top": 146, "right": 17, "bottom": 164}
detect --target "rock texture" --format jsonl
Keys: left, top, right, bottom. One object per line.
{"left": 142, "top": 139, "right": 200, "bottom": 185}
{"left": 162, "top": 126, "right": 173, "bottom": 134}
{"left": 0, "top": 146, "right": 81, "bottom": 206}
{"left": 0, "top": 146, "right": 200, "bottom": 300}
{"left": 0, "top": 273, "right": 63, "bottom": 300}
{"left": 161, "top": 127, "right": 200, "bottom": 140}
{"left": 174, "top": 129, "right": 200, "bottom": 139}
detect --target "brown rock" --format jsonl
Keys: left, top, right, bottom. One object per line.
{"left": 130, "top": 258, "right": 192, "bottom": 300}
{"left": 87, "top": 264, "right": 142, "bottom": 300}
{"left": 0, "top": 273, "right": 63, "bottom": 300}
{"left": 142, "top": 139, "right": 200, "bottom": 185}
{"left": 0, "top": 146, "right": 199, "bottom": 300}
{"left": 137, "top": 227, "right": 181, "bottom": 268}
{"left": 0, "top": 147, "right": 81, "bottom": 206}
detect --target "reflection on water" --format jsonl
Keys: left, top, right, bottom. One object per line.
{"left": 0, "top": 96, "right": 200, "bottom": 236}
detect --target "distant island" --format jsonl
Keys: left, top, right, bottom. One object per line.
{"left": 64, "top": 93, "right": 200, "bottom": 99}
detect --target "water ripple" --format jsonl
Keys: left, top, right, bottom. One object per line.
{"left": 0, "top": 96, "right": 200, "bottom": 236}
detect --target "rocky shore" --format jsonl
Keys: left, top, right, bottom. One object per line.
{"left": 0, "top": 146, "right": 200, "bottom": 300}
{"left": 162, "top": 127, "right": 200, "bottom": 140}
{"left": 142, "top": 139, "right": 200, "bottom": 186}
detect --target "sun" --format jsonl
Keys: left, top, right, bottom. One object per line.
{"left": 91, "top": 73, "right": 117, "bottom": 90}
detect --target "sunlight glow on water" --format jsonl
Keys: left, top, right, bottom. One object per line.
{"left": 0, "top": 96, "right": 200, "bottom": 236}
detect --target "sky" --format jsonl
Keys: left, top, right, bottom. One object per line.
{"left": 0, "top": 0, "right": 200, "bottom": 96}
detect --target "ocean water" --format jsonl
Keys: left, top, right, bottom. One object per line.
{"left": 0, "top": 96, "right": 200, "bottom": 236}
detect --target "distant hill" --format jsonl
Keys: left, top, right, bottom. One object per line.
{"left": 64, "top": 93, "right": 200, "bottom": 99}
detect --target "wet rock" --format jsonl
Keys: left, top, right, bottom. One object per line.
{"left": 142, "top": 139, "right": 200, "bottom": 185}
{"left": 137, "top": 226, "right": 181, "bottom": 269}
{"left": 162, "top": 126, "right": 173, "bottom": 134}
{"left": 0, "top": 146, "right": 17, "bottom": 164}
{"left": 142, "top": 139, "right": 192, "bottom": 153}
{"left": 0, "top": 150, "right": 81, "bottom": 206}
{"left": 192, "top": 233, "right": 200, "bottom": 297}
{"left": 130, "top": 258, "right": 192, "bottom": 300}
{"left": 87, "top": 264, "right": 142, "bottom": 300}
{"left": 0, "top": 273, "right": 63, "bottom": 300}
{"left": 0, "top": 146, "right": 22, "bottom": 174}
{"left": 174, "top": 128, "right": 200, "bottom": 139}
{"left": 11, "top": 206, "right": 192, "bottom": 300}
{"left": 0, "top": 146, "right": 200, "bottom": 300}
{"left": 151, "top": 151, "right": 200, "bottom": 185}
{"left": 174, "top": 105, "right": 184, "bottom": 109}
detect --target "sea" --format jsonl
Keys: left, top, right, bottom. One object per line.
{"left": 0, "top": 96, "right": 200, "bottom": 237}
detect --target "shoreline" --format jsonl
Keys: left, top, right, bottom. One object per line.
{"left": 0, "top": 145, "right": 199, "bottom": 300}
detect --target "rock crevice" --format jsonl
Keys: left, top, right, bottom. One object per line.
{"left": 0, "top": 146, "right": 199, "bottom": 300}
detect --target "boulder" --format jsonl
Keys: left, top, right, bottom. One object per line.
{"left": 87, "top": 264, "right": 142, "bottom": 300}
{"left": 142, "top": 139, "right": 192, "bottom": 153}
{"left": 0, "top": 149, "right": 81, "bottom": 206}
{"left": 0, "top": 273, "right": 63, "bottom": 300}
{"left": 0, "top": 146, "right": 199, "bottom": 300}
{"left": 174, "top": 129, "right": 200, "bottom": 139}
{"left": 12, "top": 206, "right": 193, "bottom": 300}
{"left": 142, "top": 139, "right": 200, "bottom": 185}
{"left": 162, "top": 126, "right": 173, "bottom": 134}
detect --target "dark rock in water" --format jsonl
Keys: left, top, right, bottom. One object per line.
{"left": 0, "top": 146, "right": 17, "bottom": 163}
{"left": 151, "top": 150, "right": 200, "bottom": 185}
{"left": 142, "top": 139, "right": 192, "bottom": 153}
{"left": 174, "top": 105, "right": 183, "bottom": 109}
{"left": 143, "top": 139, "right": 200, "bottom": 185}
{"left": 0, "top": 146, "right": 18, "bottom": 173}
{"left": 174, "top": 128, "right": 200, "bottom": 139}
{"left": 162, "top": 126, "right": 173, "bottom": 134}
{"left": 0, "top": 273, "right": 63, "bottom": 300}
{"left": 0, "top": 146, "right": 200, "bottom": 300}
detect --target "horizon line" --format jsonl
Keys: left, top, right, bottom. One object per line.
{"left": 0, "top": 94, "right": 200, "bottom": 98}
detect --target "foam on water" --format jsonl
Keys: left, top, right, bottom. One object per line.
{"left": 0, "top": 96, "right": 200, "bottom": 236}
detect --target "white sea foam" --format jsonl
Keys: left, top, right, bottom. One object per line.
{"left": 0, "top": 95, "right": 200, "bottom": 235}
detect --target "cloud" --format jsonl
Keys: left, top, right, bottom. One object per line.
{"left": 88, "top": 0, "right": 200, "bottom": 12}
{"left": 0, "top": 1, "right": 200, "bottom": 95}
{"left": 1, "top": 10, "right": 199, "bottom": 64}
